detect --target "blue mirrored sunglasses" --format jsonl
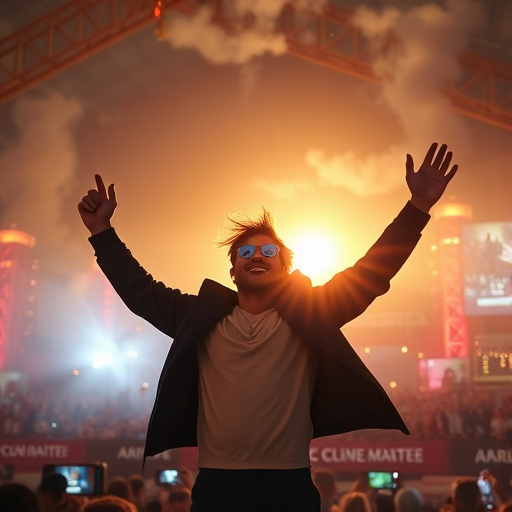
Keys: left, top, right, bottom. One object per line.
{"left": 237, "top": 243, "right": 280, "bottom": 259}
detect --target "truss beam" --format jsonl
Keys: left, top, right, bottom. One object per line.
{"left": 0, "top": 0, "right": 510, "bottom": 131}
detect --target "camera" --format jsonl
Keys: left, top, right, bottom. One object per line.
{"left": 155, "top": 468, "right": 180, "bottom": 486}
{"left": 367, "top": 471, "right": 400, "bottom": 490}
{"left": 41, "top": 462, "right": 107, "bottom": 496}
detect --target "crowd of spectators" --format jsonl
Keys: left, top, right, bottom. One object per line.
{"left": 0, "top": 467, "right": 193, "bottom": 511}
{"left": 2, "top": 465, "right": 512, "bottom": 512}
{"left": 0, "top": 382, "right": 150, "bottom": 440}
{"left": 309, "top": 467, "right": 512, "bottom": 512}
{"left": 347, "top": 383, "right": 512, "bottom": 443}
{"left": 391, "top": 386, "right": 512, "bottom": 442}
{"left": 1, "top": 376, "right": 511, "bottom": 442}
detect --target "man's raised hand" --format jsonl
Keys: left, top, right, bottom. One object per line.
{"left": 406, "top": 142, "right": 458, "bottom": 213}
{"left": 77, "top": 174, "right": 117, "bottom": 235}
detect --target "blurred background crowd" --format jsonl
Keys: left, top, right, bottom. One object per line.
{"left": 2, "top": 379, "right": 511, "bottom": 442}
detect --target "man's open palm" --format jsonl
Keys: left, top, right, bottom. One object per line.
{"left": 406, "top": 142, "right": 458, "bottom": 212}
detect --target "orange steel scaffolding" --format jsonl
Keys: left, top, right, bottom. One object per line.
{"left": 0, "top": 0, "right": 511, "bottom": 130}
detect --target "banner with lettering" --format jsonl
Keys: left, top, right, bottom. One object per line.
{"left": 0, "top": 439, "right": 199, "bottom": 479}
{"left": 309, "top": 437, "right": 449, "bottom": 475}
{"left": 448, "top": 439, "right": 512, "bottom": 484}
{"left": 0, "top": 440, "right": 86, "bottom": 470}
{"left": 86, "top": 441, "right": 190, "bottom": 478}
{"left": 6, "top": 437, "right": 512, "bottom": 483}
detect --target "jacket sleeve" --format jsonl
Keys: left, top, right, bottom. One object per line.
{"left": 89, "top": 228, "right": 197, "bottom": 338}
{"left": 315, "top": 201, "right": 430, "bottom": 326}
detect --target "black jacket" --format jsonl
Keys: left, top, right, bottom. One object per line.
{"left": 90, "top": 201, "right": 430, "bottom": 461}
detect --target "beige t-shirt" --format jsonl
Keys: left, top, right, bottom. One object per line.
{"left": 196, "top": 306, "right": 317, "bottom": 469}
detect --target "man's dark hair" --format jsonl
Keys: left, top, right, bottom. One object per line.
{"left": 216, "top": 207, "right": 293, "bottom": 272}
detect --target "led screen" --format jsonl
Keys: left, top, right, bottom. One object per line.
{"left": 473, "top": 334, "right": 512, "bottom": 383}
{"left": 462, "top": 222, "right": 512, "bottom": 316}
{"left": 418, "top": 357, "right": 470, "bottom": 391}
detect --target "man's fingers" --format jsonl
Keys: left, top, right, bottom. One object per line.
{"left": 77, "top": 200, "right": 90, "bottom": 212}
{"left": 432, "top": 143, "right": 447, "bottom": 169}
{"left": 439, "top": 151, "right": 453, "bottom": 175}
{"left": 88, "top": 189, "right": 104, "bottom": 205}
{"left": 421, "top": 142, "right": 457, "bottom": 177}
{"left": 423, "top": 142, "right": 438, "bottom": 167}
{"left": 107, "top": 183, "right": 116, "bottom": 203}
{"left": 78, "top": 195, "right": 97, "bottom": 212}
{"left": 95, "top": 174, "right": 107, "bottom": 197}
{"left": 78, "top": 186, "right": 110, "bottom": 212}
{"left": 445, "top": 164, "right": 458, "bottom": 182}
{"left": 95, "top": 174, "right": 115, "bottom": 202}
{"left": 405, "top": 154, "right": 414, "bottom": 175}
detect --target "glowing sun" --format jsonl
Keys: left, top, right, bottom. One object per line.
{"left": 291, "top": 231, "right": 339, "bottom": 285}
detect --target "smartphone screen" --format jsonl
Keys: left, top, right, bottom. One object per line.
{"left": 48, "top": 464, "right": 104, "bottom": 495}
{"left": 158, "top": 469, "right": 179, "bottom": 486}
{"left": 367, "top": 471, "right": 399, "bottom": 490}
{"left": 477, "top": 476, "right": 493, "bottom": 510}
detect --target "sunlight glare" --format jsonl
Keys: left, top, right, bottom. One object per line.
{"left": 291, "top": 231, "right": 338, "bottom": 285}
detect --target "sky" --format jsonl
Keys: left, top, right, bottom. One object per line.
{"left": 0, "top": 0, "right": 511, "bottom": 358}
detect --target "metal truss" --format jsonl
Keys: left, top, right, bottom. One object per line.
{"left": 434, "top": 207, "right": 472, "bottom": 359}
{"left": 0, "top": 0, "right": 511, "bottom": 131}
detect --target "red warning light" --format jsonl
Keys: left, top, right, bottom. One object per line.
{"left": 154, "top": 1, "right": 163, "bottom": 18}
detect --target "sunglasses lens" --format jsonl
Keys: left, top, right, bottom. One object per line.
{"left": 237, "top": 244, "right": 280, "bottom": 258}
{"left": 238, "top": 245, "right": 256, "bottom": 258}
{"left": 261, "top": 244, "right": 279, "bottom": 257}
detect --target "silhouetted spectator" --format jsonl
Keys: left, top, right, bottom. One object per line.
{"left": 0, "top": 482, "right": 43, "bottom": 512}
{"left": 338, "top": 491, "right": 372, "bottom": 512}
{"left": 38, "top": 472, "right": 81, "bottom": 512}
{"left": 164, "top": 486, "right": 191, "bottom": 512}
{"left": 351, "top": 474, "right": 371, "bottom": 494}
{"left": 128, "top": 474, "right": 146, "bottom": 512}
{"left": 107, "top": 477, "right": 131, "bottom": 502}
{"left": 373, "top": 492, "right": 396, "bottom": 512}
{"left": 145, "top": 500, "right": 162, "bottom": 512}
{"left": 451, "top": 478, "right": 485, "bottom": 512}
{"left": 79, "top": 495, "right": 136, "bottom": 512}
{"left": 395, "top": 488, "right": 425, "bottom": 512}
{"left": 313, "top": 467, "right": 340, "bottom": 512}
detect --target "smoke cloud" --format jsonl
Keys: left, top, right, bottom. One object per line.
{"left": 306, "top": 145, "right": 408, "bottom": 197}
{"left": 303, "top": 0, "right": 484, "bottom": 197}
{"left": 0, "top": 91, "right": 83, "bottom": 269}
{"left": 163, "top": 4, "right": 287, "bottom": 65}
{"left": 256, "top": 0, "right": 484, "bottom": 199}
{"left": 163, "top": 1, "right": 327, "bottom": 64}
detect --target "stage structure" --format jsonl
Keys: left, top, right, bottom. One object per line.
{"left": 0, "top": 0, "right": 510, "bottom": 130}
{"left": 433, "top": 203, "right": 473, "bottom": 359}
{"left": 0, "top": 229, "right": 37, "bottom": 370}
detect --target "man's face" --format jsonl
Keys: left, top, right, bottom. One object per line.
{"left": 230, "top": 234, "right": 286, "bottom": 292}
